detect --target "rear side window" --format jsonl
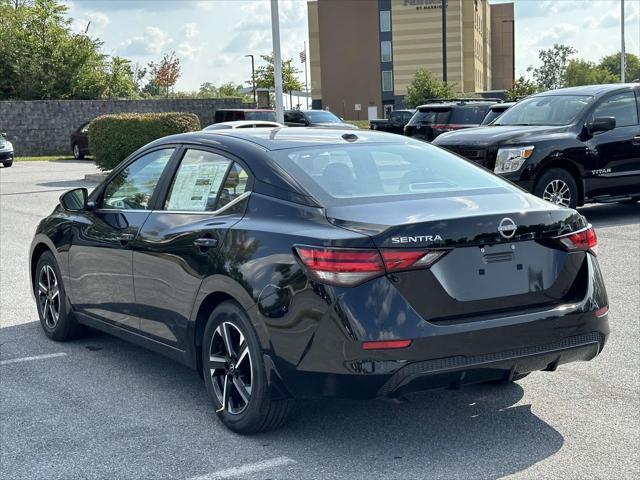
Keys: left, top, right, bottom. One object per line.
{"left": 592, "top": 92, "right": 638, "bottom": 127}
{"left": 409, "top": 109, "right": 450, "bottom": 125}
{"left": 272, "top": 142, "right": 510, "bottom": 206}
{"left": 164, "top": 149, "right": 249, "bottom": 212}
{"left": 449, "top": 105, "right": 491, "bottom": 125}
{"left": 165, "top": 150, "right": 231, "bottom": 211}
{"left": 481, "top": 109, "right": 505, "bottom": 125}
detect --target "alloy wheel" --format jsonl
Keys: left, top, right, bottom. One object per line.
{"left": 542, "top": 179, "right": 571, "bottom": 207}
{"left": 208, "top": 321, "right": 253, "bottom": 415}
{"left": 37, "top": 265, "right": 60, "bottom": 329}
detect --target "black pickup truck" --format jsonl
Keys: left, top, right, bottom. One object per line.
{"left": 434, "top": 84, "right": 640, "bottom": 208}
{"left": 369, "top": 109, "right": 415, "bottom": 134}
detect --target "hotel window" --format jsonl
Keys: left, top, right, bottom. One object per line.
{"left": 382, "top": 70, "right": 393, "bottom": 92}
{"left": 380, "top": 10, "right": 391, "bottom": 32}
{"left": 381, "top": 41, "right": 392, "bottom": 62}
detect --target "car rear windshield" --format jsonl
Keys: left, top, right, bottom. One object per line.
{"left": 481, "top": 108, "right": 507, "bottom": 125}
{"left": 270, "top": 141, "right": 512, "bottom": 206}
{"left": 493, "top": 95, "right": 592, "bottom": 126}
{"left": 306, "top": 111, "right": 341, "bottom": 123}
{"left": 409, "top": 105, "right": 490, "bottom": 126}
{"left": 245, "top": 111, "right": 277, "bottom": 121}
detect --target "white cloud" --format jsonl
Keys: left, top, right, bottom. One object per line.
{"left": 118, "top": 26, "right": 173, "bottom": 57}
{"left": 182, "top": 22, "right": 199, "bottom": 40}
{"left": 539, "top": 0, "right": 582, "bottom": 14}
{"left": 533, "top": 23, "right": 579, "bottom": 48}
{"left": 71, "top": 10, "right": 110, "bottom": 35}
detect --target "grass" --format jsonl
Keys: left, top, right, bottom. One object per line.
{"left": 15, "top": 155, "right": 90, "bottom": 162}
{"left": 346, "top": 120, "right": 371, "bottom": 129}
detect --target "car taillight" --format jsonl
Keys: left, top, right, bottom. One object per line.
{"left": 294, "top": 246, "right": 447, "bottom": 286}
{"left": 556, "top": 225, "right": 598, "bottom": 255}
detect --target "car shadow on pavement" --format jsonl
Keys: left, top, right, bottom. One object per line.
{"left": 36, "top": 180, "right": 95, "bottom": 189}
{"left": 579, "top": 202, "right": 639, "bottom": 228}
{"left": 1, "top": 322, "right": 564, "bottom": 480}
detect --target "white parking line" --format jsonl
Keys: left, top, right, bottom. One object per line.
{"left": 189, "top": 456, "right": 296, "bottom": 480}
{"left": 0, "top": 352, "right": 67, "bottom": 365}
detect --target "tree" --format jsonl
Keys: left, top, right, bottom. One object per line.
{"left": 253, "top": 53, "right": 303, "bottom": 93}
{"left": 564, "top": 59, "right": 617, "bottom": 87}
{"left": 198, "top": 82, "right": 218, "bottom": 98}
{"left": 148, "top": 52, "right": 181, "bottom": 98}
{"left": 598, "top": 52, "right": 640, "bottom": 82}
{"left": 529, "top": 44, "right": 576, "bottom": 90}
{"left": 505, "top": 76, "right": 538, "bottom": 101}
{"left": 403, "top": 68, "right": 454, "bottom": 108}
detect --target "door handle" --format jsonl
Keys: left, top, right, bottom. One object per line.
{"left": 632, "top": 135, "right": 640, "bottom": 145}
{"left": 117, "top": 233, "right": 135, "bottom": 244}
{"left": 194, "top": 237, "right": 218, "bottom": 249}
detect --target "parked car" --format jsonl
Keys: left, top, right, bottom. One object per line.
{"left": 0, "top": 131, "right": 14, "bottom": 167}
{"left": 70, "top": 122, "right": 90, "bottom": 159}
{"left": 369, "top": 109, "right": 415, "bottom": 134}
{"left": 284, "top": 109, "right": 357, "bottom": 129}
{"left": 434, "top": 84, "right": 640, "bottom": 207}
{"left": 30, "top": 128, "right": 609, "bottom": 433}
{"left": 404, "top": 98, "right": 500, "bottom": 141}
{"left": 204, "top": 120, "right": 284, "bottom": 130}
{"left": 480, "top": 102, "right": 515, "bottom": 125}
{"left": 214, "top": 109, "right": 276, "bottom": 123}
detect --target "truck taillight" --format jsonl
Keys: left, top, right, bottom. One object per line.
{"left": 556, "top": 225, "right": 598, "bottom": 255}
{"left": 294, "top": 246, "right": 447, "bottom": 286}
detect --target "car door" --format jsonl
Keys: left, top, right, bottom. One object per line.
{"left": 585, "top": 90, "right": 640, "bottom": 198}
{"left": 387, "top": 112, "right": 402, "bottom": 133}
{"left": 68, "top": 147, "right": 176, "bottom": 328}
{"left": 132, "top": 147, "right": 252, "bottom": 348}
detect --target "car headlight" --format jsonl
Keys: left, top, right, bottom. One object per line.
{"left": 494, "top": 146, "right": 534, "bottom": 174}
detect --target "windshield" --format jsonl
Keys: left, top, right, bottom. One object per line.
{"left": 493, "top": 95, "right": 592, "bottom": 126}
{"left": 270, "top": 141, "right": 512, "bottom": 206}
{"left": 306, "top": 111, "right": 341, "bottom": 123}
{"left": 245, "top": 111, "right": 277, "bottom": 121}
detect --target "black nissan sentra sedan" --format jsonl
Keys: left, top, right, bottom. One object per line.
{"left": 30, "top": 128, "right": 609, "bottom": 433}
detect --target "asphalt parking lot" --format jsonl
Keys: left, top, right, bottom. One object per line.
{"left": 1, "top": 161, "right": 639, "bottom": 480}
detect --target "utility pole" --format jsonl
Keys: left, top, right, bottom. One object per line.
{"left": 441, "top": 0, "right": 447, "bottom": 83}
{"left": 244, "top": 54, "right": 256, "bottom": 105}
{"left": 270, "top": 0, "right": 284, "bottom": 123}
{"left": 621, "top": 0, "right": 626, "bottom": 83}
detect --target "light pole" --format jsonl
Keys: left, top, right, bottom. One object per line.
{"left": 502, "top": 19, "right": 515, "bottom": 86}
{"left": 270, "top": 0, "right": 284, "bottom": 123}
{"left": 244, "top": 54, "right": 256, "bottom": 105}
{"left": 621, "top": 0, "right": 626, "bottom": 83}
{"left": 441, "top": 0, "right": 447, "bottom": 83}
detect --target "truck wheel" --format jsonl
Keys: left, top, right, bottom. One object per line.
{"left": 535, "top": 168, "right": 578, "bottom": 208}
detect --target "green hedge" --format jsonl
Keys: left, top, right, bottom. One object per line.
{"left": 88, "top": 112, "right": 201, "bottom": 171}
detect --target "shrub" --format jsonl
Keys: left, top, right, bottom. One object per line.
{"left": 89, "top": 112, "right": 200, "bottom": 171}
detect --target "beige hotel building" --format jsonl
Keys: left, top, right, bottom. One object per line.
{"left": 308, "top": 0, "right": 515, "bottom": 119}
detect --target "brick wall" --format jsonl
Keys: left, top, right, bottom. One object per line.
{"left": 0, "top": 98, "right": 251, "bottom": 156}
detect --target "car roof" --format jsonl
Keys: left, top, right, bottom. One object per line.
{"left": 203, "top": 120, "right": 283, "bottom": 130}
{"left": 417, "top": 101, "right": 495, "bottom": 110}
{"left": 489, "top": 102, "right": 515, "bottom": 110}
{"left": 216, "top": 108, "right": 275, "bottom": 112}
{"left": 153, "top": 127, "right": 403, "bottom": 151}
{"left": 535, "top": 83, "right": 639, "bottom": 97}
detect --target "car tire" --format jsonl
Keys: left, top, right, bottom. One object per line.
{"left": 202, "top": 300, "right": 293, "bottom": 434}
{"left": 2, "top": 161, "right": 13, "bottom": 167}
{"left": 534, "top": 168, "right": 578, "bottom": 209}
{"left": 34, "top": 251, "right": 85, "bottom": 341}
{"left": 73, "top": 143, "right": 85, "bottom": 160}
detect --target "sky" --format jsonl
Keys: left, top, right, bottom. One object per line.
{"left": 65, "top": 0, "right": 640, "bottom": 92}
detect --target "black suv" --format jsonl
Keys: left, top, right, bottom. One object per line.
{"left": 434, "top": 84, "right": 640, "bottom": 208}
{"left": 404, "top": 99, "right": 500, "bottom": 142}
{"left": 369, "top": 109, "right": 415, "bottom": 134}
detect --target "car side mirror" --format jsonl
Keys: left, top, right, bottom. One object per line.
{"left": 0, "top": 132, "right": 6, "bottom": 138}
{"left": 588, "top": 116, "right": 616, "bottom": 134}
{"left": 60, "top": 188, "right": 91, "bottom": 211}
